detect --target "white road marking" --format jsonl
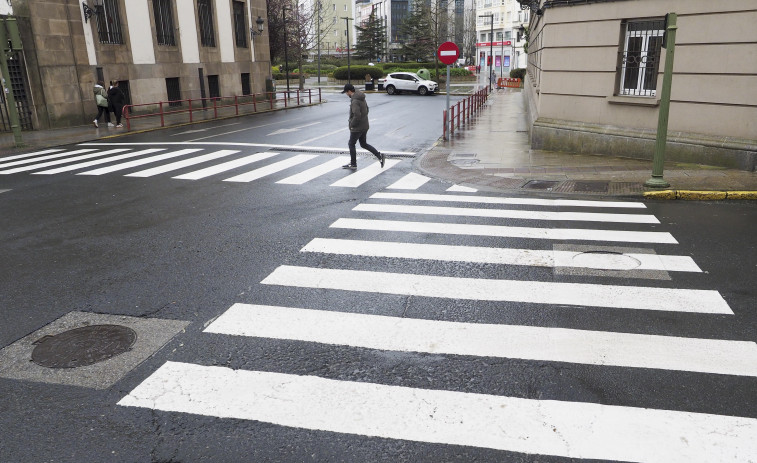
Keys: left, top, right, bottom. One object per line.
{"left": 125, "top": 150, "right": 239, "bottom": 177}
{"left": 267, "top": 122, "right": 322, "bottom": 136}
{"left": 276, "top": 157, "right": 349, "bottom": 184}
{"left": 77, "top": 149, "right": 203, "bottom": 175}
{"left": 32, "top": 149, "right": 166, "bottom": 175}
{"left": 0, "top": 148, "right": 64, "bottom": 163}
{"left": 79, "top": 142, "right": 415, "bottom": 157}
{"left": 0, "top": 149, "right": 99, "bottom": 169}
{"left": 447, "top": 184, "right": 477, "bottom": 192}
{"left": 301, "top": 238, "right": 702, "bottom": 272}
{"left": 331, "top": 218, "right": 678, "bottom": 244}
{"left": 330, "top": 159, "right": 401, "bottom": 187}
{"left": 387, "top": 172, "right": 431, "bottom": 190}
{"left": 371, "top": 192, "right": 646, "bottom": 209}
{"left": 223, "top": 154, "right": 317, "bottom": 182}
{"left": 206, "top": 303, "right": 756, "bottom": 376}
{"left": 173, "top": 151, "right": 279, "bottom": 180}
{"left": 261, "top": 265, "right": 731, "bottom": 314}
{"left": 354, "top": 203, "right": 660, "bottom": 224}
{"left": 0, "top": 149, "right": 129, "bottom": 174}
{"left": 294, "top": 127, "right": 348, "bottom": 146}
{"left": 119, "top": 362, "right": 757, "bottom": 463}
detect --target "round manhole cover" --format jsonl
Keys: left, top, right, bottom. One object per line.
{"left": 31, "top": 324, "right": 137, "bottom": 369}
{"left": 572, "top": 251, "right": 642, "bottom": 271}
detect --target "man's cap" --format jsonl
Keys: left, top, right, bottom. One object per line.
{"left": 341, "top": 83, "right": 355, "bottom": 93}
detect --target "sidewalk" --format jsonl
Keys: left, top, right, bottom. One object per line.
{"left": 417, "top": 87, "right": 757, "bottom": 198}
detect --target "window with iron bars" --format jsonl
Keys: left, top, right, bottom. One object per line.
{"left": 617, "top": 19, "right": 664, "bottom": 97}
{"left": 94, "top": 0, "right": 124, "bottom": 44}
{"left": 153, "top": 0, "right": 176, "bottom": 46}
{"left": 198, "top": 0, "right": 216, "bottom": 47}
{"left": 233, "top": 1, "right": 248, "bottom": 48}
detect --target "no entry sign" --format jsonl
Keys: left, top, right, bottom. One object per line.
{"left": 437, "top": 41, "right": 460, "bottom": 65}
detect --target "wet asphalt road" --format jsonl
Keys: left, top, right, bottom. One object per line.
{"left": 0, "top": 91, "right": 756, "bottom": 462}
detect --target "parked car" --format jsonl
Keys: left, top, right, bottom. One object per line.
{"left": 381, "top": 72, "right": 438, "bottom": 96}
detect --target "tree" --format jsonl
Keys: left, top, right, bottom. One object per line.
{"left": 398, "top": 0, "right": 435, "bottom": 62}
{"left": 354, "top": 7, "right": 387, "bottom": 61}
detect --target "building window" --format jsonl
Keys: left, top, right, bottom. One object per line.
{"left": 496, "top": 32, "right": 502, "bottom": 41}
{"left": 505, "top": 30, "right": 511, "bottom": 39}
{"left": 94, "top": 0, "right": 124, "bottom": 44}
{"left": 198, "top": 0, "right": 216, "bottom": 47}
{"left": 241, "top": 73, "right": 251, "bottom": 95}
{"left": 618, "top": 19, "right": 664, "bottom": 97}
{"left": 166, "top": 77, "right": 181, "bottom": 106}
{"left": 153, "top": 0, "right": 176, "bottom": 46}
{"left": 208, "top": 75, "right": 220, "bottom": 98}
{"left": 233, "top": 1, "right": 248, "bottom": 48}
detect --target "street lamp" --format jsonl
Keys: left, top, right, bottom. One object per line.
{"left": 250, "top": 16, "right": 265, "bottom": 38}
{"left": 283, "top": 5, "right": 292, "bottom": 95}
{"left": 341, "top": 16, "right": 353, "bottom": 82}
{"left": 82, "top": 0, "right": 103, "bottom": 23}
{"left": 478, "top": 13, "right": 494, "bottom": 91}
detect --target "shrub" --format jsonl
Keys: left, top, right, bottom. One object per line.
{"left": 430, "top": 68, "right": 474, "bottom": 79}
{"left": 510, "top": 68, "right": 527, "bottom": 79}
{"left": 272, "top": 72, "right": 306, "bottom": 80}
{"left": 333, "top": 65, "right": 384, "bottom": 80}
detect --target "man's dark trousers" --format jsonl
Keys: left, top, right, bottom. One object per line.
{"left": 348, "top": 130, "right": 381, "bottom": 166}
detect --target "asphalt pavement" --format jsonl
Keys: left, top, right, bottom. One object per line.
{"left": 2, "top": 82, "right": 756, "bottom": 200}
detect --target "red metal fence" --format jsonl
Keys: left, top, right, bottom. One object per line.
{"left": 122, "top": 89, "right": 322, "bottom": 131}
{"left": 442, "top": 87, "right": 490, "bottom": 140}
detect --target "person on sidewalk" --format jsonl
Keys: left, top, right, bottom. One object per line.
{"left": 341, "top": 83, "right": 384, "bottom": 170}
{"left": 107, "top": 80, "right": 126, "bottom": 128}
{"left": 92, "top": 81, "right": 112, "bottom": 128}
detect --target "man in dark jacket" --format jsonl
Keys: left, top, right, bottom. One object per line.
{"left": 341, "top": 83, "right": 384, "bottom": 170}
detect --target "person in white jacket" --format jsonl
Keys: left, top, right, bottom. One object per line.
{"left": 92, "top": 81, "right": 112, "bottom": 128}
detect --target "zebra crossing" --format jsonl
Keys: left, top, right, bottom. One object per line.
{"left": 117, "top": 188, "right": 757, "bottom": 460}
{"left": 0, "top": 145, "right": 411, "bottom": 188}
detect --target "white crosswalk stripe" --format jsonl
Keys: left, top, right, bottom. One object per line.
{"left": 387, "top": 172, "right": 431, "bottom": 190}
{"left": 33, "top": 149, "right": 167, "bottom": 175}
{"left": 276, "top": 156, "right": 350, "bottom": 184}
{"left": 78, "top": 149, "right": 203, "bottom": 175}
{"left": 0, "top": 148, "right": 64, "bottom": 164}
{"left": 224, "top": 154, "right": 318, "bottom": 182}
{"left": 0, "top": 149, "right": 115, "bottom": 174}
{"left": 125, "top": 150, "right": 239, "bottom": 177}
{"left": 173, "top": 151, "right": 279, "bottom": 179}
{"left": 330, "top": 159, "right": 401, "bottom": 187}
{"left": 111, "top": 174, "right": 753, "bottom": 460}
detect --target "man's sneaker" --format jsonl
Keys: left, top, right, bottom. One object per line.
{"left": 342, "top": 164, "right": 357, "bottom": 170}
{"left": 107, "top": 122, "right": 115, "bottom": 127}
{"left": 116, "top": 124, "right": 123, "bottom": 128}
{"left": 380, "top": 152, "right": 385, "bottom": 168}
{"left": 93, "top": 119, "right": 98, "bottom": 128}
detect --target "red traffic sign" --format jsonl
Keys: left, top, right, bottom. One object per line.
{"left": 437, "top": 41, "right": 460, "bottom": 65}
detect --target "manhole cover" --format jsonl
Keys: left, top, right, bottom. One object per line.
{"left": 573, "top": 181, "right": 609, "bottom": 193}
{"left": 572, "top": 251, "right": 642, "bottom": 271}
{"left": 31, "top": 325, "right": 137, "bottom": 369}
{"left": 523, "top": 180, "right": 559, "bottom": 190}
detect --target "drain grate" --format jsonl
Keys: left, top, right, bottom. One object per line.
{"left": 31, "top": 325, "right": 137, "bottom": 369}
{"left": 573, "top": 181, "right": 609, "bottom": 193}
{"left": 523, "top": 180, "right": 559, "bottom": 190}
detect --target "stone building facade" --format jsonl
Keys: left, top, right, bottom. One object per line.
{"left": 519, "top": 0, "right": 757, "bottom": 170}
{"left": 3, "top": 0, "right": 270, "bottom": 130}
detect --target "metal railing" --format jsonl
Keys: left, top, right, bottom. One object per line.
{"left": 122, "top": 89, "right": 322, "bottom": 131}
{"left": 443, "top": 87, "right": 490, "bottom": 140}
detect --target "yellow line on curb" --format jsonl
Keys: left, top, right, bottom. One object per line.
{"left": 644, "top": 190, "right": 757, "bottom": 200}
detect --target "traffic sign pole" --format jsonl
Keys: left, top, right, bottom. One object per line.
{"left": 437, "top": 42, "right": 460, "bottom": 138}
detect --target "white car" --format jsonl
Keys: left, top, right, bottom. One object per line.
{"left": 382, "top": 72, "right": 438, "bottom": 96}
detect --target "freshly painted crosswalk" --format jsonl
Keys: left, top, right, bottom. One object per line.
{"left": 116, "top": 179, "right": 754, "bottom": 461}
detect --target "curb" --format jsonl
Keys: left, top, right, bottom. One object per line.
{"left": 643, "top": 190, "right": 757, "bottom": 200}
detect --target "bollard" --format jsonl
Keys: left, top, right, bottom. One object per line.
{"left": 160, "top": 101, "right": 165, "bottom": 127}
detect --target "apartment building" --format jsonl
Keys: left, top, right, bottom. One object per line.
{"left": 1, "top": 0, "right": 270, "bottom": 131}
{"left": 476, "top": 0, "right": 528, "bottom": 77}
{"left": 520, "top": 0, "right": 756, "bottom": 170}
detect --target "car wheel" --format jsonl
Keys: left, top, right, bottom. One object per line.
{"left": 386, "top": 85, "right": 396, "bottom": 95}
{"left": 418, "top": 86, "right": 428, "bottom": 96}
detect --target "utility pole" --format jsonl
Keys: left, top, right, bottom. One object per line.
{"left": 341, "top": 16, "right": 353, "bottom": 82}
{"left": 478, "top": 13, "right": 493, "bottom": 91}
{"left": 645, "top": 12, "right": 678, "bottom": 188}
{"left": 0, "top": 18, "right": 24, "bottom": 147}
{"left": 317, "top": 1, "right": 321, "bottom": 85}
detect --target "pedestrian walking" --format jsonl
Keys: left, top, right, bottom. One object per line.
{"left": 341, "top": 83, "right": 384, "bottom": 170}
{"left": 92, "top": 81, "right": 112, "bottom": 128}
{"left": 107, "top": 80, "right": 126, "bottom": 128}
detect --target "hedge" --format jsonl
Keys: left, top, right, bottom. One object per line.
{"left": 333, "top": 65, "right": 384, "bottom": 80}
{"left": 272, "top": 72, "right": 307, "bottom": 80}
{"left": 510, "top": 68, "right": 527, "bottom": 79}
